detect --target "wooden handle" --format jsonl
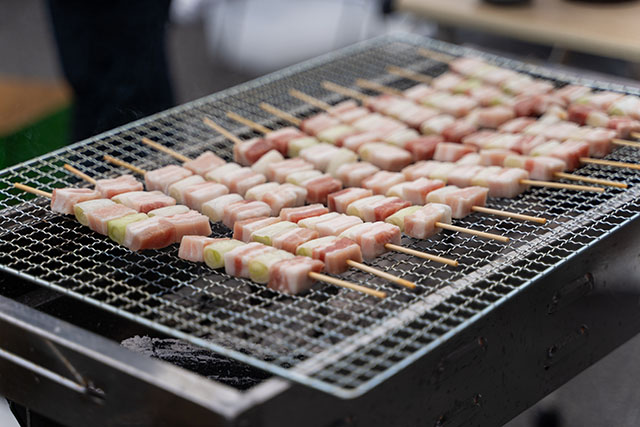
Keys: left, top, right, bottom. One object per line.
{"left": 384, "top": 243, "right": 458, "bottom": 267}
{"left": 141, "top": 137, "right": 191, "bottom": 162}
{"left": 63, "top": 164, "right": 96, "bottom": 185}
{"left": 308, "top": 271, "right": 386, "bottom": 299}
{"left": 435, "top": 222, "right": 509, "bottom": 243}
{"left": 14, "top": 183, "right": 52, "bottom": 198}
{"left": 259, "top": 103, "right": 301, "bottom": 126}
{"left": 346, "top": 259, "right": 416, "bottom": 290}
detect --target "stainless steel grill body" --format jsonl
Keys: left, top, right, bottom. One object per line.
{"left": 1, "top": 34, "right": 640, "bottom": 426}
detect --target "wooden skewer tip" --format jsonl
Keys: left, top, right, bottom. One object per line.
{"left": 384, "top": 243, "right": 458, "bottom": 267}
{"left": 308, "top": 271, "right": 386, "bottom": 299}
{"left": 14, "top": 183, "right": 52, "bottom": 198}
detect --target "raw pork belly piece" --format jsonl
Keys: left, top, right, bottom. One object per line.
{"left": 251, "top": 221, "right": 298, "bottom": 246}
{"left": 51, "top": 188, "right": 101, "bottom": 215}
{"left": 543, "top": 140, "right": 589, "bottom": 171}
{"left": 220, "top": 167, "right": 266, "bottom": 195}
{"left": 224, "top": 242, "right": 275, "bottom": 278}
{"left": 298, "top": 213, "right": 341, "bottom": 230}
{"left": 145, "top": 165, "right": 193, "bottom": 194}
{"left": 470, "top": 166, "right": 503, "bottom": 188}
{"left": 327, "top": 100, "right": 359, "bottom": 116}
{"left": 487, "top": 168, "right": 529, "bottom": 198}
{"left": 404, "top": 203, "right": 452, "bottom": 239}
{"left": 95, "top": 174, "right": 143, "bottom": 198}
{"left": 362, "top": 171, "right": 406, "bottom": 195}
{"left": 326, "top": 148, "right": 358, "bottom": 177}
{"left": 461, "top": 130, "right": 498, "bottom": 149}
{"left": 205, "top": 163, "right": 241, "bottom": 183}
{"left": 233, "top": 216, "right": 280, "bottom": 242}
{"left": 257, "top": 185, "right": 301, "bottom": 216}
{"left": 178, "top": 236, "right": 225, "bottom": 262}
{"left": 203, "top": 239, "right": 245, "bottom": 269}
{"left": 335, "top": 162, "right": 380, "bottom": 187}
{"left": 74, "top": 199, "right": 115, "bottom": 226}
{"left": 428, "top": 186, "right": 488, "bottom": 218}
{"left": 441, "top": 120, "right": 478, "bottom": 143}
{"left": 112, "top": 191, "right": 176, "bottom": 214}
{"left": 201, "top": 193, "right": 244, "bottom": 222}
{"left": 609, "top": 95, "right": 640, "bottom": 119}
{"left": 352, "top": 113, "right": 405, "bottom": 135}
{"left": 405, "top": 135, "right": 443, "bottom": 161}
{"left": 328, "top": 188, "right": 373, "bottom": 213}
{"left": 420, "top": 114, "right": 455, "bottom": 136}
{"left": 87, "top": 204, "right": 137, "bottom": 235}
{"left": 251, "top": 150, "right": 285, "bottom": 176}
{"left": 432, "top": 72, "right": 466, "bottom": 92}
{"left": 297, "top": 236, "right": 363, "bottom": 274}
{"left": 299, "top": 144, "right": 340, "bottom": 171}
{"left": 272, "top": 228, "right": 319, "bottom": 254}
{"left": 446, "top": 165, "right": 485, "bottom": 188}
{"left": 123, "top": 216, "right": 175, "bottom": 251}
{"left": 222, "top": 200, "right": 271, "bottom": 228}
{"left": 423, "top": 93, "right": 478, "bottom": 117}
{"left": 279, "top": 204, "right": 329, "bottom": 223}
{"left": 164, "top": 210, "right": 212, "bottom": 243}
{"left": 168, "top": 175, "right": 205, "bottom": 204}
{"left": 314, "top": 214, "right": 364, "bottom": 237}
{"left": 433, "top": 143, "right": 477, "bottom": 162}
{"left": 317, "top": 125, "right": 357, "bottom": 145}
{"left": 556, "top": 85, "right": 592, "bottom": 104}
{"left": 341, "top": 130, "right": 384, "bottom": 151}
{"left": 249, "top": 250, "right": 295, "bottom": 284}
{"left": 268, "top": 257, "right": 324, "bottom": 294}
{"left": 288, "top": 137, "right": 319, "bottom": 158}
{"left": 578, "top": 91, "right": 624, "bottom": 111}
{"left": 403, "top": 83, "right": 436, "bottom": 102}
{"left": 264, "top": 127, "right": 306, "bottom": 155}
{"left": 402, "top": 161, "right": 442, "bottom": 180}
{"left": 399, "top": 178, "right": 446, "bottom": 205}
{"left": 341, "top": 222, "right": 401, "bottom": 260}
{"left": 504, "top": 155, "right": 566, "bottom": 181}
{"left": 304, "top": 175, "right": 342, "bottom": 205}
{"left": 148, "top": 205, "right": 190, "bottom": 217}
{"left": 540, "top": 121, "right": 580, "bottom": 141}
{"left": 479, "top": 149, "right": 518, "bottom": 166}
{"left": 286, "top": 170, "right": 323, "bottom": 186}
{"left": 385, "top": 206, "right": 422, "bottom": 231}
{"left": 245, "top": 182, "right": 279, "bottom": 201}
{"left": 429, "top": 162, "right": 458, "bottom": 182}
{"left": 499, "top": 117, "right": 536, "bottom": 134}
{"left": 569, "top": 127, "right": 616, "bottom": 158}
{"left": 108, "top": 213, "right": 149, "bottom": 244}
{"left": 301, "top": 113, "right": 341, "bottom": 135}
{"left": 234, "top": 138, "right": 275, "bottom": 166}
{"left": 358, "top": 142, "right": 413, "bottom": 172}
{"left": 359, "top": 197, "right": 411, "bottom": 222}
{"left": 183, "top": 151, "right": 226, "bottom": 176}
{"left": 456, "top": 153, "right": 482, "bottom": 166}
{"left": 183, "top": 182, "right": 229, "bottom": 211}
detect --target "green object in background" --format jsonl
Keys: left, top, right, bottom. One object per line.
{"left": 0, "top": 105, "right": 72, "bottom": 169}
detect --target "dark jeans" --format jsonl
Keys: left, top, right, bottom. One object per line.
{"left": 47, "top": 0, "right": 174, "bottom": 142}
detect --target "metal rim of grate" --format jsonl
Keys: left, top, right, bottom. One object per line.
{"left": 0, "top": 33, "right": 639, "bottom": 399}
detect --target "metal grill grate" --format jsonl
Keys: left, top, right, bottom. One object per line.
{"left": 1, "top": 34, "right": 640, "bottom": 398}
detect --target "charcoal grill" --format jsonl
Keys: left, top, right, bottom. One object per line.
{"left": 1, "top": 33, "right": 640, "bottom": 426}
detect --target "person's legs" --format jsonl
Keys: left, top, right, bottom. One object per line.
{"left": 47, "top": 0, "right": 174, "bottom": 142}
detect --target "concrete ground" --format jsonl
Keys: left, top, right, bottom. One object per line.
{"left": 1, "top": 1, "right": 639, "bottom": 426}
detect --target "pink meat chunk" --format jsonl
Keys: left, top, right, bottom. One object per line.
{"left": 178, "top": 236, "right": 225, "bottom": 262}
{"left": 51, "top": 188, "right": 101, "bottom": 215}
{"left": 305, "top": 175, "right": 343, "bottom": 205}
{"left": 402, "top": 178, "right": 446, "bottom": 205}
{"left": 404, "top": 204, "right": 451, "bottom": 239}
{"left": 335, "top": 162, "right": 380, "bottom": 187}
{"left": 264, "top": 127, "right": 306, "bottom": 155}
{"left": 433, "top": 143, "right": 477, "bottom": 162}
{"left": 268, "top": 257, "right": 324, "bottom": 294}
{"left": 183, "top": 151, "right": 226, "bottom": 176}
{"left": 233, "top": 216, "right": 280, "bottom": 242}
{"left": 405, "top": 135, "right": 443, "bottom": 161}
{"left": 312, "top": 237, "right": 363, "bottom": 274}
{"left": 224, "top": 242, "right": 275, "bottom": 278}
{"left": 272, "top": 228, "right": 319, "bottom": 254}
{"left": 183, "top": 182, "right": 229, "bottom": 211}
{"left": 479, "top": 149, "right": 518, "bottom": 166}
{"left": 145, "top": 165, "right": 193, "bottom": 194}
{"left": 487, "top": 168, "right": 529, "bottom": 198}
{"left": 164, "top": 210, "right": 212, "bottom": 243}
{"left": 279, "top": 204, "right": 329, "bottom": 223}
{"left": 233, "top": 138, "right": 275, "bottom": 166}
{"left": 441, "top": 120, "right": 478, "bottom": 143}
{"left": 123, "top": 216, "right": 176, "bottom": 251}
{"left": 499, "top": 117, "right": 536, "bottom": 134}
{"left": 301, "top": 113, "right": 340, "bottom": 135}
{"left": 114, "top": 191, "right": 176, "bottom": 213}
{"left": 222, "top": 200, "right": 272, "bottom": 229}
{"left": 267, "top": 158, "right": 315, "bottom": 183}
{"left": 315, "top": 214, "right": 364, "bottom": 237}
{"left": 550, "top": 140, "right": 590, "bottom": 171}
{"left": 342, "top": 222, "right": 401, "bottom": 260}
{"left": 95, "top": 175, "right": 143, "bottom": 198}
{"left": 328, "top": 188, "right": 373, "bottom": 213}
{"left": 87, "top": 204, "right": 137, "bottom": 235}
{"left": 362, "top": 171, "right": 406, "bottom": 195}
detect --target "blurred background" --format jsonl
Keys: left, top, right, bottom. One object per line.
{"left": 1, "top": 0, "right": 639, "bottom": 426}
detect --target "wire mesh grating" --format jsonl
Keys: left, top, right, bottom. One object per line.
{"left": 1, "top": 34, "right": 640, "bottom": 398}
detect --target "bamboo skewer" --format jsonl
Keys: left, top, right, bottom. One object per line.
{"left": 259, "top": 103, "right": 301, "bottom": 126}
{"left": 355, "top": 78, "right": 403, "bottom": 97}
{"left": 632, "top": 132, "right": 640, "bottom": 140}
{"left": 417, "top": 47, "right": 456, "bottom": 63}
{"left": 470, "top": 206, "right": 546, "bottom": 224}
{"left": 521, "top": 179, "right": 604, "bottom": 193}
{"left": 386, "top": 65, "right": 433, "bottom": 84}
{"left": 13, "top": 184, "right": 385, "bottom": 299}
{"left": 141, "top": 137, "right": 190, "bottom": 162}
{"left": 323, "top": 80, "right": 628, "bottom": 189}
{"left": 226, "top": 112, "right": 272, "bottom": 135}
{"left": 14, "top": 183, "right": 52, "bottom": 199}
{"left": 63, "top": 164, "right": 96, "bottom": 185}
{"left": 203, "top": 117, "right": 244, "bottom": 145}
{"left": 289, "top": 89, "right": 332, "bottom": 110}
{"left": 228, "top": 109, "right": 511, "bottom": 242}
{"left": 553, "top": 172, "right": 627, "bottom": 189}
{"left": 104, "top": 151, "right": 417, "bottom": 290}
{"left": 579, "top": 157, "right": 640, "bottom": 171}
{"left": 612, "top": 138, "right": 640, "bottom": 149}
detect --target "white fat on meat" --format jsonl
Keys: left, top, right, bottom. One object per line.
{"left": 404, "top": 203, "right": 452, "bottom": 239}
